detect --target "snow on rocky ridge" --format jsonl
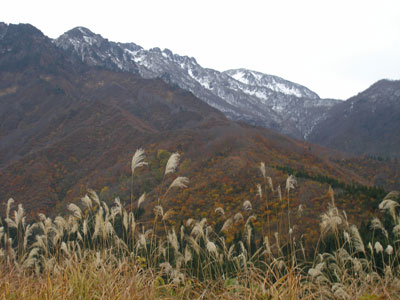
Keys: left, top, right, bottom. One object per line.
{"left": 54, "top": 27, "right": 340, "bottom": 139}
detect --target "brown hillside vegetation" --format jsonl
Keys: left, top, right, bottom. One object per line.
{"left": 0, "top": 23, "right": 399, "bottom": 240}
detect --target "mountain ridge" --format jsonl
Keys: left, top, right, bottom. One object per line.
{"left": 309, "top": 79, "right": 400, "bottom": 157}
{"left": 54, "top": 26, "right": 340, "bottom": 140}
{"left": 1, "top": 22, "right": 400, "bottom": 248}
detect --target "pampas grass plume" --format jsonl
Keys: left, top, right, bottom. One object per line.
{"left": 131, "top": 148, "right": 148, "bottom": 175}
{"left": 165, "top": 152, "right": 180, "bottom": 176}
{"left": 259, "top": 162, "right": 266, "bottom": 178}
{"left": 169, "top": 176, "right": 189, "bottom": 189}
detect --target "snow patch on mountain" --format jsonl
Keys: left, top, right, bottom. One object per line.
{"left": 54, "top": 27, "right": 340, "bottom": 140}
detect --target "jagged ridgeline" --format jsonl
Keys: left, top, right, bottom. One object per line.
{"left": 53, "top": 26, "right": 339, "bottom": 141}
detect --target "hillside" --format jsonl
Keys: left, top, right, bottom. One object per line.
{"left": 309, "top": 79, "right": 400, "bottom": 157}
{"left": 1, "top": 23, "right": 399, "bottom": 240}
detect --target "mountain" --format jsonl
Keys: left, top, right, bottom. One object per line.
{"left": 54, "top": 27, "right": 339, "bottom": 139}
{"left": 1, "top": 23, "right": 399, "bottom": 238}
{"left": 308, "top": 79, "right": 400, "bottom": 157}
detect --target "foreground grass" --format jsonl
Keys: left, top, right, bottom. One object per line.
{"left": 1, "top": 150, "right": 400, "bottom": 299}
{"left": 1, "top": 256, "right": 396, "bottom": 299}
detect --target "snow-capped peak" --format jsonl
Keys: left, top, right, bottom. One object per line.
{"left": 224, "top": 69, "right": 320, "bottom": 99}
{"left": 53, "top": 26, "right": 339, "bottom": 140}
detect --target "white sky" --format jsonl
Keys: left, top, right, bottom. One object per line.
{"left": 2, "top": 0, "right": 400, "bottom": 99}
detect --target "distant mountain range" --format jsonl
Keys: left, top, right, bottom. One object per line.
{"left": 52, "top": 26, "right": 400, "bottom": 158}
{"left": 54, "top": 27, "right": 340, "bottom": 140}
{"left": 2, "top": 22, "right": 399, "bottom": 220}
{"left": 1, "top": 22, "right": 399, "bottom": 158}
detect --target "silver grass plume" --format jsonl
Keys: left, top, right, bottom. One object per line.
{"left": 233, "top": 212, "right": 244, "bottom": 224}
{"left": 245, "top": 215, "right": 256, "bottom": 226}
{"left": 6, "top": 198, "right": 14, "bottom": 219}
{"left": 81, "top": 195, "right": 92, "bottom": 211}
{"left": 110, "top": 206, "right": 119, "bottom": 220}
{"left": 350, "top": 224, "right": 365, "bottom": 253}
{"left": 393, "top": 224, "right": 400, "bottom": 237}
{"left": 123, "top": 210, "right": 128, "bottom": 232}
{"left": 168, "top": 176, "right": 189, "bottom": 189}
{"left": 298, "top": 204, "right": 304, "bottom": 216}
{"left": 228, "top": 245, "right": 235, "bottom": 259}
{"left": 23, "top": 247, "right": 40, "bottom": 269}
{"left": 159, "top": 262, "right": 173, "bottom": 275}
{"left": 243, "top": 200, "right": 252, "bottom": 211}
{"left": 131, "top": 148, "right": 148, "bottom": 175}
{"left": 154, "top": 205, "right": 164, "bottom": 218}
{"left": 162, "top": 209, "right": 174, "bottom": 221}
{"left": 87, "top": 189, "right": 100, "bottom": 207}
{"left": 259, "top": 162, "right": 266, "bottom": 179}
{"left": 82, "top": 219, "right": 88, "bottom": 236}
{"left": 374, "top": 241, "right": 383, "bottom": 254}
{"left": 379, "top": 199, "right": 399, "bottom": 223}
{"left": 168, "top": 229, "right": 179, "bottom": 253}
{"left": 368, "top": 242, "right": 373, "bottom": 254}
{"left": 14, "top": 204, "right": 25, "bottom": 228}
{"left": 5, "top": 217, "right": 17, "bottom": 229}
{"left": 328, "top": 186, "right": 335, "bottom": 204}
{"left": 263, "top": 236, "right": 272, "bottom": 257}
{"left": 191, "top": 218, "right": 207, "bottom": 238}
{"left": 343, "top": 231, "right": 350, "bottom": 244}
{"left": 308, "top": 262, "right": 325, "bottom": 278}
{"left": 215, "top": 207, "right": 225, "bottom": 216}
{"left": 206, "top": 241, "right": 218, "bottom": 255}
{"left": 370, "top": 217, "right": 388, "bottom": 238}
{"left": 267, "top": 176, "right": 274, "bottom": 192}
{"left": 186, "top": 218, "right": 195, "bottom": 227}
{"left": 129, "top": 212, "right": 136, "bottom": 234}
{"left": 23, "top": 224, "right": 37, "bottom": 251}
{"left": 274, "top": 232, "right": 280, "bottom": 253}
{"left": 61, "top": 242, "right": 69, "bottom": 256}
{"left": 239, "top": 241, "right": 247, "bottom": 257}
{"left": 188, "top": 236, "right": 200, "bottom": 255}
{"left": 114, "top": 197, "right": 122, "bottom": 216}
{"left": 386, "top": 245, "right": 393, "bottom": 255}
{"left": 138, "top": 233, "right": 146, "bottom": 249}
{"left": 184, "top": 245, "right": 192, "bottom": 263}
{"left": 220, "top": 218, "right": 233, "bottom": 233}
{"left": 54, "top": 216, "right": 66, "bottom": 231}
{"left": 32, "top": 235, "right": 46, "bottom": 251}
{"left": 332, "top": 283, "right": 350, "bottom": 299}
{"left": 245, "top": 224, "right": 252, "bottom": 249}
{"left": 165, "top": 152, "right": 180, "bottom": 176}
{"left": 256, "top": 184, "right": 262, "bottom": 198}
{"left": 137, "top": 192, "right": 146, "bottom": 208}
{"left": 105, "top": 221, "right": 114, "bottom": 236}
{"left": 286, "top": 175, "right": 297, "bottom": 192}
{"left": 277, "top": 185, "right": 282, "bottom": 202}
{"left": 70, "top": 220, "right": 79, "bottom": 234}
{"left": 320, "top": 204, "right": 342, "bottom": 237}
{"left": 180, "top": 225, "right": 185, "bottom": 245}
{"left": 68, "top": 203, "right": 82, "bottom": 219}
{"left": 102, "top": 201, "right": 110, "bottom": 216}
{"left": 93, "top": 208, "right": 104, "bottom": 239}
{"left": 38, "top": 213, "right": 46, "bottom": 222}
{"left": 158, "top": 242, "right": 167, "bottom": 259}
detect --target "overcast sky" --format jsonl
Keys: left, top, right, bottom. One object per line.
{"left": 2, "top": 0, "right": 400, "bottom": 99}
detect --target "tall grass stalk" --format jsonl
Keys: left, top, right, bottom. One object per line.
{"left": 1, "top": 151, "right": 399, "bottom": 299}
